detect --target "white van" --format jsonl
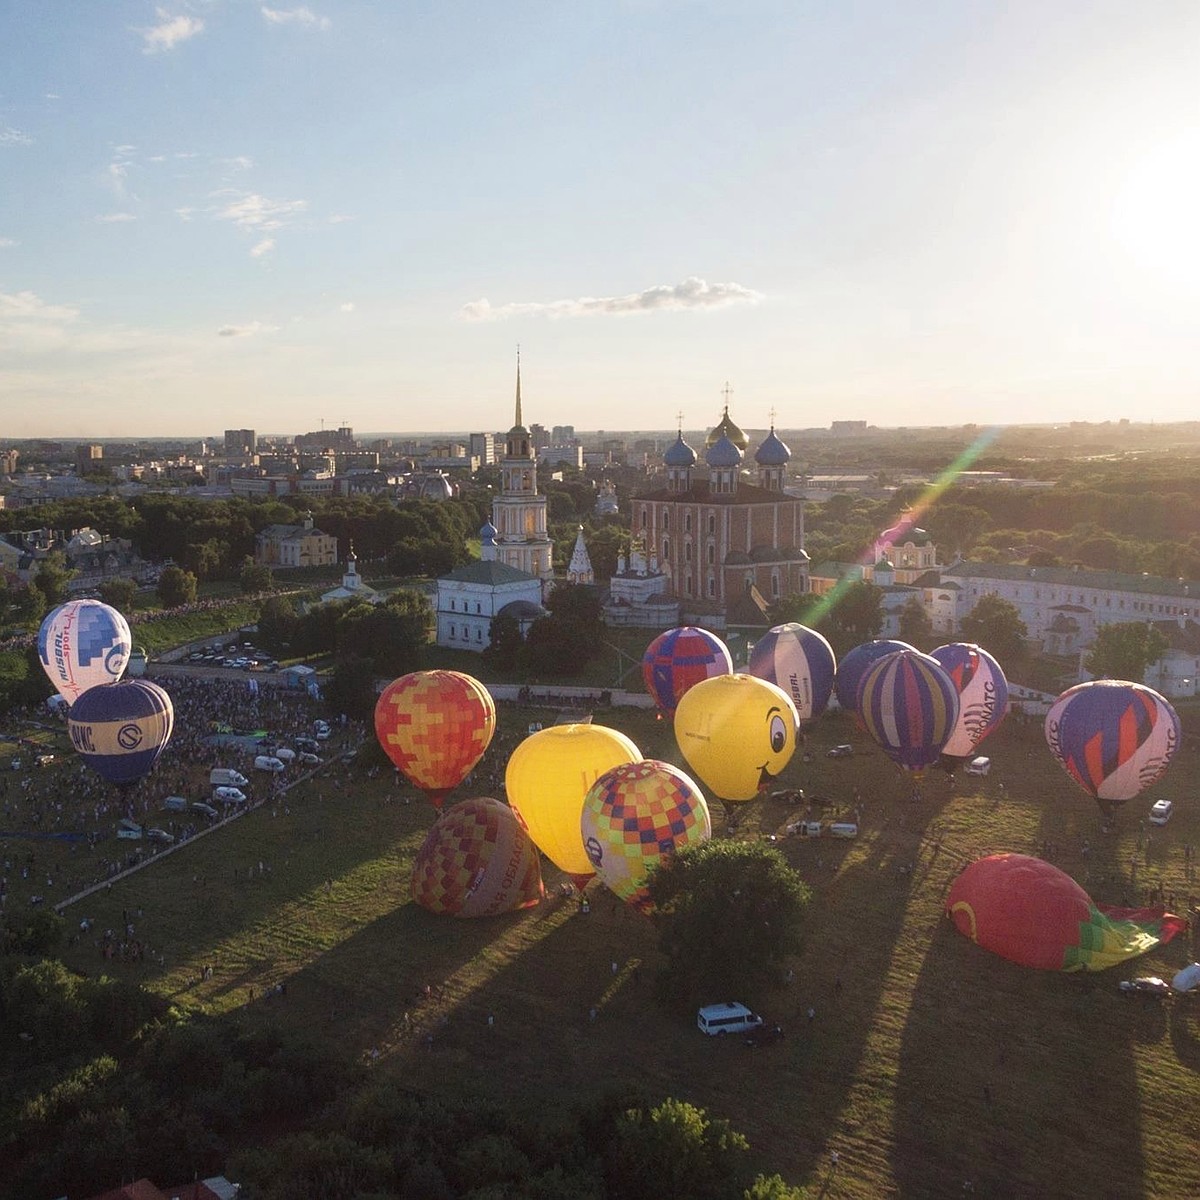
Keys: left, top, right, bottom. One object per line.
{"left": 117, "top": 818, "right": 143, "bottom": 840}
{"left": 965, "top": 756, "right": 991, "bottom": 777}
{"left": 697, "top": 1002, "right": 764, "bottom": 1036}
{"left": 163, "top": 795, "right": 188, "bottom": 813}
{"left": 254, "top": 755, "right": 286, "bottom": 773}
{"left": 273, "top": 747, "right": 297, "bottom": 763}
{"left": 210, "top": 768, "right": 249, "bottom": 788}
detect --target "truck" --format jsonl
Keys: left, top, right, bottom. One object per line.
{"left": 210, "top": 768, "right": 249, "bottom": 788}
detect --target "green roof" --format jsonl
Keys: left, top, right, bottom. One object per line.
{"left": 441, "top": 560, "right": 538, "bottom": 585}
{"left": 944, "top": 560, "right": 1200, "bottom": 598}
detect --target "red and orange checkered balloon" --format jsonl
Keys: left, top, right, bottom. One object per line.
{"left": 412, "top": 796, "right": 543, "bottom": 917}
{"left": 375, "top": 670, "right": 496, "bottom": 807}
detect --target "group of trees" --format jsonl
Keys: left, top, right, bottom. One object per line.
{"left": 483, "top": 584, "right": 607, "bottom": 679}
{"left": 0, "top": 839, "right": 813, "bottom": 1199}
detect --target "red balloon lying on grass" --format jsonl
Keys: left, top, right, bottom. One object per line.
{"left": 946, "top": 853, "right": 1186, "bottom": 971}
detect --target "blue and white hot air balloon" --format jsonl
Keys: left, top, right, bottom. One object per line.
{"left": 38, "top": 599, "right": 132, "bottom": 705}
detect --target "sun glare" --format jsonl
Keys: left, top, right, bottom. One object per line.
{"left": 1110, "top": 135, "right": 1200, "bottom": 291}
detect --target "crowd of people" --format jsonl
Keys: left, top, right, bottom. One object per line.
{"left": 0, "top": 675, "right": 351, "bottom": 915}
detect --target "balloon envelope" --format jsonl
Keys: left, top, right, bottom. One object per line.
{"left": 581, "top": 760, "right": 711, "bottom": 912}
{"left": 930, "top": 642, "right": 1009, "bottom": 760}
{"left": 38, "top": 600, "right": 132, "bottom": 704}
{"left": 1044, "top": 680, "right": 1179, "bottom": 806}
{"left": 375, "top": 670, "right": 496, "bottom": 805}
{"left": 834, "top": 639, "right": 915, "bottom": 714}
{"left": 858, "top": 649, "right": 959, "bottom": 774}
{"left": 674, "top": 673, "right": 799, "bottom": 802}
{"left": 505, "top": 724, "right": 642, "bottom": 881}
{"left": 412, "top": 797, "right": 544, "bottom": 917}
{"left": 947, "top": 853, "right": 1186, "bottom": 971}
{"left": 641, "top": 626, "right": 733, "bottom": 716}
{"left": 747, "top": 623, "right": 836, "bottom": 724}
{"left": 67, "top": 680, "right": 174, "bottom": 788}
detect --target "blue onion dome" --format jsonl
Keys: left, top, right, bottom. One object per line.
{"left": 480, "top": 520, "right": 498, "bottom": 545}
{"left": 754, "top": 428, "right": 791, "bottom": 466}
{"left": 663, "top": 432, "right": 697, "bottom": 467}
{"left": 705, "top": 435, "right": 743, "bottom": 468}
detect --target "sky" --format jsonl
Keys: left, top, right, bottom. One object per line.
{"left": 2, "top": 1, "right": 1199, "bottom": 438}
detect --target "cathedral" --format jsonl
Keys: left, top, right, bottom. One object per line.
{"left": 612, "top": 401, "right": 808, "bottom": 627}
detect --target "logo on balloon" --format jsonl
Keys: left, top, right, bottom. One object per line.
{"left": 105, "top": 645, "right": 129, "bottom": 677}
{"left": 117, "top": 723, "right": 144, "bottom": 750}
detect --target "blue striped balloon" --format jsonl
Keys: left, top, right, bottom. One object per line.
{"left": 747, "top": 623, "right": 836, "bottom": 723}
{"left": 834, "top": 639, "right": 915, "bottom": 714}
{"left": 68, "top": 680, "right": 175, "bottom": 788}
{"left": 858, "top": 649, "right": 959, "bottom": 774}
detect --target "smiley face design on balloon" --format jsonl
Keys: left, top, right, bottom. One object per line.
{"left": 673, "top": 673, "right": 799, "bottom": 802}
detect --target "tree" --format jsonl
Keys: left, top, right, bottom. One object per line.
{"left": 927, "top": 503, "right": 992, "bottom": 559}
{"left": 821, "top": 580, "right": 884, "bottom": 659}
{"left": 483, "top": 612, "right": 524, "bottom": 673}
{"left": 97, "top": 577, "right": 137, "bottom": 616}
{"left": 157, "top": 565, "right": 198, "bottom": 608}
{"left": 1084, "top": 622, "right": 1169, "bottom": 683}
{"left": 959, "top": 593, "right": 1027, "bottom": 665}
{"left": 646, "top": 840, "right": 811, "bottom": 1000}
{"left": 257, "top": 594, "right": 299, "bottom": 654}
{"left": 239, "top": 556, "right": 274, "bottom": 594}
{"left": 766, "top": 592, "right": 821, "bottom": 627}
{"left": 322, "top": 655, "right": 378, "bottom": 721}
{"left": 336, "top": 591, "right": 430, "bottom": 678}
{"left": 898, "top": 595, "right": 934, "bottom": 650}
{"left": 33, "top": 552, "right": 75, "bottom": 613}
{"left": 606, "top": 1098, "right": 749, "bottom": 1200}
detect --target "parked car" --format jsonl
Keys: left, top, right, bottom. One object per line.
{"left": 1149, "top": 799, "right": 1174, "bottom": 825}
{"left": 965, "top": 756, "right": 992, "bottom": 776}
{"left": 298, "top": 751, "right": 320, "bottom": 765}
{"left": 146, "top": 827, "right": 175, "bottom": 845}
{"left": 826, "top": 744, "right": 854, "bottom": 759}
{"left": 1119, "top": 976, "right": 1171, "bottom": 997}
{"left": 191, "top": 801, "right": 219, "bottom": 819}
{"left": 254, "top": 755, "right": 286, "bottom": 773}
{"left": 213, "top": 786, "right": 247, "bottom": 804}
{"left": 274, "top": 747, "right": 297, "bottom": 763}
{"left": 295, "top": 736, "right": 320, "bottom": 753}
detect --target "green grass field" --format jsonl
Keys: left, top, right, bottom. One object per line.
{"left": 48, "top": 706, "right": 1200, "bottom": 1198}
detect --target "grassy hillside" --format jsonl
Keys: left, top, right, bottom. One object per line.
{"left": 54, "top": 707, "right": 1200, "bottom": 1197}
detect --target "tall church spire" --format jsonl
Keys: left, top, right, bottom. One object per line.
{"left": 514, "top": 345, "right": 523, "bottom": 430}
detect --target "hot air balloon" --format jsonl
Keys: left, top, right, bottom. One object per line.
{"left": 857, "top": 649, "right": 959, "bottom": 776}
{"left": 505, "top": 724, "right": 642, "bottom": 889}
{"left": 67, "top": 680, "right": 174, "bottom": 789}
{"left": 38, "top": 599, "right": 132, "bottom": 704}
{"left": 930, "top": 642, "right": 1009, "bottom": 762}
{"left": 641, "top": 626, "right": 733, "bottom": 717}
{"left": 834, "top": 639, "right": 915, "bottom": 715}
{"left": 947, "top": 853, "right": 1186, "bottom": 971}
{"left": 674, "top": 673, "right": 799, "bottom": 802}
{"left": 1044, "top": 680, "right": 1180, "bottom": 815}
{"left": 747, "top": 623, "right": 836, "bottom": 724}
{"left": 581, "top": 760, "right": 711, "bottom": 912}
{"left": 411, "top": 797, "right": 544, "bottom": 917}
{"left": 375, "top": 670, "right": 496, "bottom": 807}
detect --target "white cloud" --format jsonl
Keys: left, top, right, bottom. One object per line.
{"left": 261, "top": 6, "right": 331, "bottom": 30}
{"left": 339, "top": 302, "right": 355, "bottom": 312}
{"left": 0, "top": 237, "right": 16, "bottom": 248}
{"left": 222, "top": 155, "right": 255, "bottom": 171}
{"left": 0, "top": 290, "right": 79, "bottom": 323}
{"left": 215, "top": 191, "right": 307, "bottom": 233}
{"left": 328, "top": 213, "right": 354, "bottom": 224}
{"left": 460, "top": 276, "right": 763, "bottom": 321}
{"left": 45, "top": 93, "right": 61, "bottom": 101}
{"left": 137, "top": 9, "right": 205, "bottom": 54}
{"left": 250, "top": 238, "right": 276, "bottom": 257}
{"left": 1, "top": 126, "right": 33, "bottom": 146}
{"left": 175, "top": 206, "right": 195, "bottom": 222}
{"left": 217, "top": 321, "right": 278, "bottom": 338}
{"left": 96, "top": 213, "right": 137, "bottom": 223}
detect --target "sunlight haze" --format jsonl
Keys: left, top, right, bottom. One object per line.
{"left": 2, "top": 0, "right": 1198, "bottom": 436}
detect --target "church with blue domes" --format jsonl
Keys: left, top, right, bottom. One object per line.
{"left": 615, "top": 396, "right": 808, "bottom": 627}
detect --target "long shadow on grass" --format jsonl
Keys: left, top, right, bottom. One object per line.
{"left": 893, "top": 918, "right": 1146, "bottom": 1199}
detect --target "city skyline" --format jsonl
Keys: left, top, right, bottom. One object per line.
{"left": 3, "top": 2, "right": 1198, "bottom": 437}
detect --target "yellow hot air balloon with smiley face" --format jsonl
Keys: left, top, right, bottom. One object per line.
{"left": 674, "top": 673, "right": 799, "bottom": 802}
